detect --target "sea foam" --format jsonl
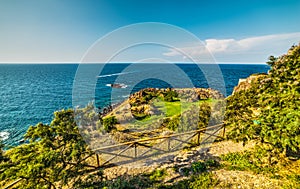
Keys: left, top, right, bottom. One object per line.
{"left": 0, "top": 131, "right": 10, "bottom": 141}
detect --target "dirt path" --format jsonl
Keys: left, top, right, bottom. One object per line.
{"left": 102, "top": 140, "right": 255, "bottom": 179}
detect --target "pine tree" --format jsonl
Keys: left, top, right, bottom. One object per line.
{"left": 225, "top": 44, "right": 300, "bottom": 161}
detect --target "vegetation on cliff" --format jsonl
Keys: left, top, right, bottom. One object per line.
{"left": 100, "top": 88, "right": 224, "bottom": 143}
{"left": 225, "top": 44, "right": 300, "bottom": 163}
{"left": 0, "top": 110, "right": 103, "bottom": 188}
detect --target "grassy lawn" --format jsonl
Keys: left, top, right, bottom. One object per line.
{"left": 153, "top": 99, "right": 204, "bottom": 117}
{"left": 128, "top": 98, "right": 213, "bottom": 128}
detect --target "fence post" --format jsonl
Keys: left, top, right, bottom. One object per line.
{"left": 223, "top": 125, "right": 226, "bottom": 138}
{"left": 134, "top": 143, "right": 137, "bottom": 158}
{"left": 96, "top": 154, "right": 100, "bottom": 167}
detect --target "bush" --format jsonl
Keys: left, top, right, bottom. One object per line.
{"left": 205, "top": 159, "right": 220, "bottom": 168}
{"left": 163, "top": 89, "right": 178, "bottom": 102}
{"left": 221, "top": 151, "right": 277, "bottom": 174}
{"left": 160, "top": 172, "right": 219, "bottom": 189}
{"left": 167, "top": 115, "right": 180, "bottom": 131}
{"left": 102, "top": 116, "right": 118, "bottom": 132}
{"left": 149, "top": 169, "right": 167, "bottom": 181}
{"left": 191, "top": 162, "right": 207, "bottom": 173}
{"left": 189, "top": 172, "right": 219, "bottom": 189}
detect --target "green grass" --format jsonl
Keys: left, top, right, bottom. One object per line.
{"left": 158, "top": 172, "right": 219, "bottom": 189}
{"left": 149, "top": 169, "right": 167, "bottom": 181}
{"left": 221, "top": 151, "right": 300, "bottom": 188}
{"left": 127, "top": 98, "right": 213, "bottom": 129}
{"left": 153, "top": 99, "right": 209, "bottom": 117}
{"left": 220, "top": 151, "right": 277, "bottom": 174}
{"left": 154, "top": 100, "right": 182, "bottom": 117}
{"left": 130, "top": 114, "right": 165, "bottom": 128}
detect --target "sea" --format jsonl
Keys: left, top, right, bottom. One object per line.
{"left": 0, "top": 63, "right": 270, "bottom": 146}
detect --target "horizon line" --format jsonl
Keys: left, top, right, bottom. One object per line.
{"left": 0, "top": 62, "right": 268, "bottom": 65}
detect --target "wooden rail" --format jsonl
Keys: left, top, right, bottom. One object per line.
{"left": 94, "top": 123, "right": 225, "bottom": 166}
{"left": 3, "top": 124, "right": 225, "bottom": 189}
{"left": 3, "top": 178, "right": 22, "bottom": 189}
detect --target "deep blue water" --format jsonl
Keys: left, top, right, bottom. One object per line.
{"left": 0, "top": 64, "right": 269, "bottom": 146}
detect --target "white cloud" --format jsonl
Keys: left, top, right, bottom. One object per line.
{"left": 163, "top": 32, "right": 300, "bottom": 63}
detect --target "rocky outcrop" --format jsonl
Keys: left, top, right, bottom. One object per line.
{"left": 194, "top": 88, "right": 224, "bottom": 100}
{"left": 129, "top": 88, "right": 224, "bottom": 106}
{"left": 232, "top": 73, "right": 268, "bottom": 95}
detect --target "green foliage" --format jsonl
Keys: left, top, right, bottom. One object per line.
{"left": 221, "top": 152, "right": 257, "bottom": 171}
{"left": 189, "top": 159, "right": 219, "bottom": 174}
{"left": 163, "top": 89, "right": 179, "bottom": 102}
{"left": 0, "top": 109, "right": 102, "bottom": 188}
{"left": 75, "top": 102, "right": 102, "bottom": 136}
{"left": 198, "top": 102, "right": 212, "bottom": 128}
{"left": 151, "top": 99, "right": 214, "bottom": 131}
{"left": 188, "top": 172, "right": 219, "bottom": 189}
{"left": 153, "top": 100, "right": 182, "bottom": 117}
{"left": 284, "top": 174, "right": 300, "bottom": 189}
{"left": 149, "top": 169, "right": 167, "bottom": 181}
{"left": 159, "top": 172, "right": 219, "bottom": 189}
{"left": 191, "top": 162, "right": 207, "bottom": 173}
{"left": 167, "top": 115, "right": 180, "bottom": 131}
{"left": 102, "top": 116, "right": 118, "bottom": 132}
{"left": 221, "top": 151, "right": 277, "bottom": 174}
{"left": 101, "top": 175, "right": 152, "bottom": 189}
{"left": 225, "top": 44, "right": 300, "bottom": 159}
{"left": 205, "top": 159, "right": 220, "bottom": 168}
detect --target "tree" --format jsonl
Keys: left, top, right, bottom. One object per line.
{"left": 225, "top": 44, "right": 300, "bottom": 161}
{"left": 0, "top": 109, "right": 102, "bottom": 188}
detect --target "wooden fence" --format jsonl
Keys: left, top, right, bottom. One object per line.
{"left": 3, "top": 123, "right": 225, "bottom": 189}
{"left": 94, "top": 123, "right": 225, "bottom": 167}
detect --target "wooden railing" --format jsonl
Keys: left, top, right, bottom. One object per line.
{"left": 94, "top": 123, "right": 225, "bottom": 167}
{"left": 3, "top": 123, "right": 225, "bottom": 188}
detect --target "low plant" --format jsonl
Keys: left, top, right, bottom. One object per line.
{"left": 102, "top": 116, "right": 118, "bottom": 132}
{"left": 189, "top": 172, "right": 219, "bottom": 189}
{"left": 221, "top": 151, "right": 277, "bottom": 174}
{"left": 149, "top": 169, "right": 167, "bottom": 181}
{"left": 191, "top": 162, "right": 207, "bottom": 173}
{"left": 158, "top": 172, "right": 219, "bottom": 189}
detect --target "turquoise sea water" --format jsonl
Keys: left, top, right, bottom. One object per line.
{"left": 0, "top": 64, "right": 270, "bottom": 146}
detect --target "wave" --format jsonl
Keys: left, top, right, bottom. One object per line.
{"left": 0, "top": 131, "right": 9, "bottom": 141}
{"left": 97, "top": 71, "right": 136, "bottom": 78}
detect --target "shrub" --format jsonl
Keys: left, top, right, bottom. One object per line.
{"left": 189, "top": 172, "right": 219, "bottom": 189}
{"left": 221, "top": 151, "right": 277, "bottom": 174}
{"left": 167, "top": 115, "right": 180, "bottom": 131}
{"left": 191, "top": 162, "right": 207, "bottom": 173}
{"left": 164, "top": 89, "right": 178, "bottom": 102}
{"left": 149, "top": 169, "right": 167, "bottom": 181}
{"left": 205, "top": 159, "right": 220, "bottom": 168}
{"left": 102, "top": 116, "right": 118, "bottom": 132}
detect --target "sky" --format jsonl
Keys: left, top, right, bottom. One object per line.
{"left": 0, "top": 0, "right": 300, "bottom": 63}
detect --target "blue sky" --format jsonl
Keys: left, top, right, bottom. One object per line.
{"left": 0, "top": 0, "right": 300, "bottom": 63}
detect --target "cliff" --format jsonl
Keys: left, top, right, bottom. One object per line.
{"left": 232, "top": 73, "right": 268, "bottom": 95}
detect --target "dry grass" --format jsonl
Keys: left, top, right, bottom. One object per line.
{"left": 213, "top": 169, "right": 284, "bottom": 189}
